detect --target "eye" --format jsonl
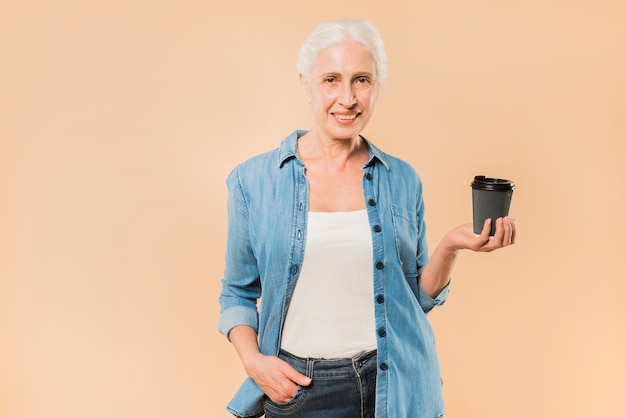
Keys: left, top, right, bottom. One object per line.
{"left": 323, "top": 76, "right": 338, "bottom": 84}
{"left": 355, "top": 77, "right": 371, "bottom": 85}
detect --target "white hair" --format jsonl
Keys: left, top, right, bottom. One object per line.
{"left": 296, "top": 19, "right": 389, "bottom": 86}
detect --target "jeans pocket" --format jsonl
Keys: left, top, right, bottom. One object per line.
{"left": 263, "top": 386, "right": 307, "bottom": 416}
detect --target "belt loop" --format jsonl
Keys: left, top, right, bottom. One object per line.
{"left": 306, "top": 358, "right": 315, "bottom": 380}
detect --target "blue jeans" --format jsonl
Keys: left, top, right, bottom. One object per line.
{"left": 263, "top": 350, "right": 377, "bottom": 418}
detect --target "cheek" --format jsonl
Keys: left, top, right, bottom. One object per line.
{"left": 358, "top": 91, "right": 376, "bottom": 111}
{"left": 313, "top": 89, "right": 337, "bottom": 109}
{"left": 321, "top": 89, "right": 338, "bottom": 104}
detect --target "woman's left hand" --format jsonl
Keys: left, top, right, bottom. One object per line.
{"left": 419, "top": 217, "right": 516, "bottom": 296}
{"left": 445, "top": 217, "right": 516, "bottom": 253}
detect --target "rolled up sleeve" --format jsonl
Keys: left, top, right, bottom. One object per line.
{"left": 218, "top": 166, "right": 262, "bottom": 341}
{"left": 418, "top": 279, "right": 450, "bottom": 314}
{"left": 218, "top": 305, "right": 259, "bottom": 341}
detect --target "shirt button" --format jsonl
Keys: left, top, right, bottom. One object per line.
{"left": 299, "top": 203, "right": 303, "bottom": 211}
{"left": 376, "top": 261, "right": 384, "bottom": 270}
{"left": 291, "top": 265, "right": 298, "bottom": 274}
{"left": 297, "top": 230, "right": 302, "bottom": 239}
{"left": 368, "top": 199, "right": 376, "bottom": 206}
{"left": 380, "top": 363, "right": 388, "bottom": 371}
{"left": 378, "top": 328, "right": 387, "bottom": 337}
{"left": 373, "top": 225, "right": 382, "bottom": 232}
{"left": 376, "top": 295, "right": 385, "bottom": 304}
{"left": 365, "top": 173, "right": 373, "bottom": 181}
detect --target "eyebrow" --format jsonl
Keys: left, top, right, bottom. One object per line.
{"left": 319, "top": 71, "right": 374, "bottom": 79}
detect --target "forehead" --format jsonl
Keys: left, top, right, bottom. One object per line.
{"left": 313, "top": 41, "right": 375, "bottom": 75}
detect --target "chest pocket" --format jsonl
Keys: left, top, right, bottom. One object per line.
{"left": 390, "top": 204, "right": 419, "bottom": 278}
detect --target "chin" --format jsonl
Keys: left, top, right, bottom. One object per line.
{"left": 330, "top": 125, "right": 363, "bottom": 141}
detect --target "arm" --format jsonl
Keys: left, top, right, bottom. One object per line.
{"left": 218, "top": 167, "right": 262, "bottom": 337}
{"left": 229, "top": 325, "right": 311, "bottom": 403}
{"left": 420, "top": 217, "right": 516, "bottom": 298}
{"left": 219, "top": 168, "right": 311, "bottom": 403}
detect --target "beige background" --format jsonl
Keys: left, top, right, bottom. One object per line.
{"left": 1, "top": 1, "right": 625, "bottom": 417}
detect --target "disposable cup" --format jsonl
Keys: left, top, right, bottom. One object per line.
{"left": 471, "top": 175, "right": 515, "bottom": 236}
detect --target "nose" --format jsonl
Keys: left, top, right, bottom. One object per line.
{"left": 338, "top": 83, "right": 356, "bottom": 107}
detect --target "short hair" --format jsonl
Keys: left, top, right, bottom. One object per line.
{"left": 296, "top": 19, "right": 389, "bottom": 86}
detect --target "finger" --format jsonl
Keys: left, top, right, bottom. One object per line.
{"left": 469, "top": 218, "right": 491, "bottom": 250}
{"left": 490, "top": 217, "right": 505, "bottom": 248}
{"left": 506, "top": 216, "right": 514, "bottom": 245}
{"left": 478, "top": 218, "right": 492, "bottom": 243}
{"left": 501, "top": 217, "right": 513, "bottom": 247}
{"left": 272, "top": 381, "right": 299, "bottom": 403}
{"left": 281, "top": 362, "right": 312, "bottom": 387}
{"left": 249, "top": 356, "right": 306, "bottom": 402}
{"left": 269, "top": 368, "right": 301, "bottom": 403}
{"left": 509, "top": 218, "right": 517, "bottom": 245}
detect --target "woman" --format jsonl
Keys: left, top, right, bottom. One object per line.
{"left": 218, "top": 19, "right": 515, "bottom": 418}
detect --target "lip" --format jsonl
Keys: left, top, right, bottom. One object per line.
{"left": 331, "top": 112, "right": 361, "bottom": 124}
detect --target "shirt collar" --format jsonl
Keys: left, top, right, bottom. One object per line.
{"left": 277, "top": 130, "right": 389, "bottom": 170}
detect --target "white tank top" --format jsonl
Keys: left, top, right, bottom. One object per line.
{"left": 280, "top": 210, "right": 376, "bottom": 359}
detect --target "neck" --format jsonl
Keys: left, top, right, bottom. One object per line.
{"left": 298, "top": 130, "right": 366, "bottom": 165}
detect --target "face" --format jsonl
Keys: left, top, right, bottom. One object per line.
{"left": 301, "top": 41, "right": 379, "bottom": 142}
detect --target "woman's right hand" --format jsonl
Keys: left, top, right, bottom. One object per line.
{"left": 244, "top": 353, "right": 312, "bottom": 403}
{"left": 229, "top": 325, "right": 312, "bottom": 403}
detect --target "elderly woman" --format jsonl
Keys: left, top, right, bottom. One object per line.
{"left": 218, "top": 18, "right": 515, "bottom": 418}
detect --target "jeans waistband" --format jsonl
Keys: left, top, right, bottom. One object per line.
{"left": 278, "top": 349, "right": 377, "bottom": 371}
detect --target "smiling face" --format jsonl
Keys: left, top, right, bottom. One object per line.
{"left": 301, "top": 41, "right": 379, "bottom": 143}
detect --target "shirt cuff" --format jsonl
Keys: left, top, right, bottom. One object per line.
{"left": 218, "top": 305, "right": 259, "bottom": 341}
{"left": 418, "top": 279, "right": 451, "bottom": 314}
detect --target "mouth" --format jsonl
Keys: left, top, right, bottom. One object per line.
{"left": 332, "top": 112, "right": 360, "bottom": 123}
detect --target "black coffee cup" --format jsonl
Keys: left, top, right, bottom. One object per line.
{"left": 471, "top": 175, "right": 515, "bottom": 236}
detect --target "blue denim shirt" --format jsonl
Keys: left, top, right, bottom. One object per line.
{"left": 218, "top": 130, "right": 450, "bottom": 418}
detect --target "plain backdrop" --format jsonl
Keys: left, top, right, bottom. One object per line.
{"left": 1, "top": 1, "right": 625, "bottom": 417}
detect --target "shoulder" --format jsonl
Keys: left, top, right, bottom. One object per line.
{"left": 385, "top": 153, "right": 419, "bottom": 177}
{"left": 366, "top": 138, "right": 422, "bottom": 187}
{"left": 235, "top": 147, "right": 279, "bottom": 172}
{"left": 386, "top": 154, "right": 423, "bottom": 197}
{"left": 226, "top": 130, "right": 301, "bottom": 187}
{"left": 226, "top": 148, "right": 279, "bottom": 193}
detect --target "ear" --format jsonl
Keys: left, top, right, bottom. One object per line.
{"left": 299, "top": 73, "right": 312, "bottom": 103}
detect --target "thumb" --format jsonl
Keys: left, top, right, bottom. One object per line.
{"left": 284, "top": 365, "right": 312, "bottom": 386}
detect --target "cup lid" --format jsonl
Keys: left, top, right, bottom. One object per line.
{"left": 471, "top": 175, "right": 515, "bottom": 191}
